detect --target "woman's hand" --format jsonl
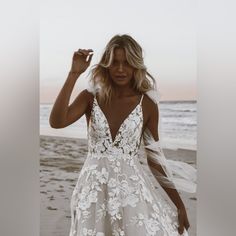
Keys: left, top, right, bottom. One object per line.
{"left": 70, "top": 48, "right": 94, "bottom": 74}
{"left": 177, "top": 206, "right": 190, "bottom": 235}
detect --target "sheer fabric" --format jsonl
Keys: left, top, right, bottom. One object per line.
{"left": 140, "top": 89, "right": 197, "bottom": 193}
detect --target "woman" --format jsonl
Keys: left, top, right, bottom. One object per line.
{"left": 50, "top": 34, "right": 194, "bottom": 236}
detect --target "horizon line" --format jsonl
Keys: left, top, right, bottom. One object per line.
{"left": 40, "top": 99, "right": 197, "bottom": 105}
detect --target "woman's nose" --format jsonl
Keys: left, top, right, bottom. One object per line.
{"left": 118, "top": 63, "right": 124, "bottom": 72}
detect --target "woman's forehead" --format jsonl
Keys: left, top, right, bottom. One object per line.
{"left": 113, "top": 48, "right": 127, "bottom": 60}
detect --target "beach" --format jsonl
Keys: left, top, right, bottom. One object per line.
{"left": 40, "top": 135, "right": 196, "bottom": 236}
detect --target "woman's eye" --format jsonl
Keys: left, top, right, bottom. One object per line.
{"left": 111, "top": 60, "right": 131, "bottom": 67}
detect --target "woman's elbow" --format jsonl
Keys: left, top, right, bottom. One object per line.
{"left": 49, "top": 122, "right": 63, "bottom": 129}
{"left": 49, "top": 118, "right": 65, "bottom": 129}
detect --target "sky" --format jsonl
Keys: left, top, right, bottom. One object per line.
{"left": 40, "top": 0, "right": 196, "bottom": 103}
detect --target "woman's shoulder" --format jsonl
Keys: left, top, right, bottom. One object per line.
{"left": 142, "top": 93, "right": 159, "bottom": 120}
{"left": 143, "top": 93, "right": 158, "bottom": 108}
{"left": 79, "top": 89, "right": 96, "bottom": 108}
{"left": 79, "top": 89, "right": 94, "bottom": 100}
{"left": 84, "top": 88, "right": 95, "bottom": 97}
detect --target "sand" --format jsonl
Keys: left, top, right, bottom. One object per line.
{"left": 40, "top": 135, "right": 196, "bottom": 236}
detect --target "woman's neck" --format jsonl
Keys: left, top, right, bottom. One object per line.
{"left": 112, "top": 83, "right": 137, "bottom": 98}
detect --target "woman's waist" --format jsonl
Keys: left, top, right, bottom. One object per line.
{"left": 87, "top": 150, "right": 139, "bottom": 160}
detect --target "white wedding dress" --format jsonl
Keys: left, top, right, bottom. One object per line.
{"left": 69, "top": 94, "right": 188, "bottom": 236}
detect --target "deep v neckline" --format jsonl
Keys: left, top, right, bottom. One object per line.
{"left": 94, "top": 95, "right": 143, "bottom": 145}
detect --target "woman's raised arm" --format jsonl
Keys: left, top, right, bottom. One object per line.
{"left": 49, "top": 49, "right": 93, "bottom": 128}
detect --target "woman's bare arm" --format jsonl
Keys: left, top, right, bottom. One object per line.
{"left": 144, "top": 96, "right": 190, "bottom": 234}
{"left": 49, "top": 49, "right": 93, "bottom": 128}
{"left": 144, "top": 97, "right": 184, "bottom": 208}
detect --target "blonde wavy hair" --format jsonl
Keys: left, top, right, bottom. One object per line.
{"left": 89, "top": 34, "right": 157, "bottom": 105}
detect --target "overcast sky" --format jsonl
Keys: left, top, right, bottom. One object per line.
{"left": 40, "top": 0, "right": 196, "bottom": 102}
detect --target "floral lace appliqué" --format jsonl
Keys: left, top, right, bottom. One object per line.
{"left": 69, "top": 95, "right": 187, "bottom": 236}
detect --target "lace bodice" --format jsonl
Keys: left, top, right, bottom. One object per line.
{"left": 87, "top": 95, "right": 144, "bottom": 158}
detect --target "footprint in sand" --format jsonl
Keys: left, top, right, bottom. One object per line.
{"left": 56, "top": 189, "right": 65, "bottom": 193}
{"left": 48, "top": 195, "right": 55, "bottom": 200}
{"left": 47, "top": 206, "right": 57, "bottom": 210}
{"left": 40, "top": 191, "right": 47, "bottom": 194}
{"left": 189, "top": 197, "right": 197, "bottom": 200}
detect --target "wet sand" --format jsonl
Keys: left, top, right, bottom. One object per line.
{"left": 40, "top": 135, "right": 196, "bottom": 236}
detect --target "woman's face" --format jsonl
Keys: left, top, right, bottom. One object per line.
{"left": 108, "top": 48, "right": 135, "bottom": 87}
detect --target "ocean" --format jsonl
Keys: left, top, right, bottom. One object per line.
{"left": 40, "top": 101, "right": 197, "bottom": 151}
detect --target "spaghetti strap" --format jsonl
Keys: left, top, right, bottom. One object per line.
{"left": 139, "top": 94, "right": 144, "bottom": 105}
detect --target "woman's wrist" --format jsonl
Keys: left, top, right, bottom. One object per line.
{"left": 177, "top": 203, "right": 185, "bottom": 210}
{"left": 174, "top": 199, "right": 185, "bottom": 210}
{"left": 68, "top": 70, "right": 82, "bottom": 80}
{"left": 69, "top": 70, "right": 82, "bottom": 76}
{"left": 165, "top": 188, "right": 185, "bottom": 210}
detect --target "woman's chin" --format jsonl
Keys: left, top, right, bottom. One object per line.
{"left": 111, "top": 76, "right": 133, "bottom": 87}
{"left": 116, "top": 79, "right": 127, "bottom": 83}
{"left": 113, "top": 80, "right": 129, "bottom": 86}
{"left": 114, "top": 77, "right": 130, "bottom": 84}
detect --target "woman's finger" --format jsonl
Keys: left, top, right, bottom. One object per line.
{"left": 84, "top": 49, "right": 93, "bottom": 52}
{"left": 178, "top": 210, "right": 184, "bottom": 234}
{"left": 185, "top": 218, "right": 190, "bottom": 230}
{"left": 77, "top": 50, "right": 87, "bottom": 56}
{"left": 73, "top": 52, "right": 83, "bottom": 60}
{"left": 78, "top": 49, "right": 93, "bottom": 56}
{"left": 77, "top": 48, "right": 92, "bottom": 51}
{"left": 87, "top": 53, "right": 93, "bottom": 63}
{"left": 178, "top": 225, "right": 184, "bottom": 235}
{"left": 75, "top": 49, "right": 84, "bottom": 57}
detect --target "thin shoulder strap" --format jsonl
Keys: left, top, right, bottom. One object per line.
{"left": 139, "top": 94, "right": 144, "bottom": 105}
{"left": 94, "top": 92, "right": 99, "bottom": 103}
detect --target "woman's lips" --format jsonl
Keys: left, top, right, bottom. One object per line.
{"left": 115, "top": 75, "right": 126, "bottom": 80}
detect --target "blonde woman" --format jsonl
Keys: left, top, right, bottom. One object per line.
{"left": 50, "top": 34, "right": 193, "bottom": 236}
